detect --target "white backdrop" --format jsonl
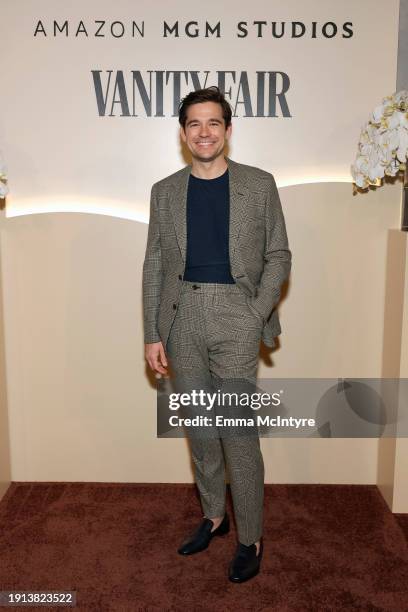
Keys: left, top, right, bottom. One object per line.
{"left": 0, "top": 0, "right": 405, "bottom": 492}
{"left": 0, "top": 0, "right": 400, "bottom": 219}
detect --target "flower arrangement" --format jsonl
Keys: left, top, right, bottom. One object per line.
{"left": 351, "top": 90, "right": 408, "bottom": 190}
{"left": 0, "top": 152, "right": 8, "bottom": 199}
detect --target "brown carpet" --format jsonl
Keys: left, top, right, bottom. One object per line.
{"left": 0, "top": 483, "right": 407, "bottom": 611}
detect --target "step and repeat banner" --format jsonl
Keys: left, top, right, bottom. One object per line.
{"left": 0, "top": 0, "right": 399, "bottom": 219}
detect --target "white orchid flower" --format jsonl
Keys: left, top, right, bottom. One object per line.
{"left": 385, "top": 158, "right": 400, "bottom": 176}
{"left": 368, "top": 163, "right": 385, "bottom": 181}
{"left": 388, "top": 111, "right": 400, "bottom": 130}
{"left": 355, "top": 155, "right": 370, "bottom": 174}
{"left": 396, "top": 127, "right": 408, "bottom": 162}
{"left": 372, "top": 104, "right": 385, "bottom": 123}
{"left": 395, "top": 90, "right": 408, "bottom": 106}
{"left": 351, "top": 164, "right": 368, "bottom": 188}
{"left": 0, "top": 181, "right": 9, "bottom": 197}
{"left": 352, "top": 90, "right": 408, "bottom": 190}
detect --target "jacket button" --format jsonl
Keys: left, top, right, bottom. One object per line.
{"left": 173, "top": 303, "right": 177, "bottom": 310}
{"left": 178, "top": 274, "right": 182, "bottom": 280}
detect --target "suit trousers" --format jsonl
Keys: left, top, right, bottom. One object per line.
{"left": 166, "top": 280, "right": 265, "bottom": 545}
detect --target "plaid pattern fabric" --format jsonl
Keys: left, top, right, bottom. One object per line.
{"left": 167, "top": 280, "right": 265, "bottom": 546}
{"left": 142, "top": 156, "right": 291, "bottom": 349}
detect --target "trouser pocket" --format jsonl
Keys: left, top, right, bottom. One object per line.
{"left": 223, "top": 291, "right": 264, "bottom": 327}
{"left": 244, "top": 296, "right": 265, "bottom": 325}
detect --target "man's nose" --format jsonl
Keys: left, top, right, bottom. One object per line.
{"left": 199, "top": 124, "right": 210, "bottom": 136}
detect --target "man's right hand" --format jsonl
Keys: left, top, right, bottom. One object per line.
{"left": 145, "top": 341, "right": 168, "bottom": 376}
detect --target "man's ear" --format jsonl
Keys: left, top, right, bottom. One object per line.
{"left": 226, "top": 123, "right": 232, "bottom": 140}
{"left": 180, "top": 125, "right": 186, "bottom": 143}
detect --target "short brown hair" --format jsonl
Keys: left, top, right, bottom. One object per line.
{"left": 178, "top": 86, "right": 232, "bottom": 129}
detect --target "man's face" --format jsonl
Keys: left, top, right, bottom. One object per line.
{"left": 180, "top": 101, "right": 232, "bottom": 163}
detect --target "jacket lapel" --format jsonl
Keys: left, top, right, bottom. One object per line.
{"left": 226, "top": 157, "right": 250, "bottom": 263}
{"left": 168, "top": 155, "right": 249, "bottom": 265}
{"left": 168, "top": 165, "right": 190, "bottom": 262}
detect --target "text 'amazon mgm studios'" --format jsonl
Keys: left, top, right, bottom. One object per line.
{"left": 91, "top": 70, "right": 293, "bottom": 118}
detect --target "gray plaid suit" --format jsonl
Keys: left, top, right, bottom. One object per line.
{"left": 143, "top": 156, "right": 291, "bottom": 545}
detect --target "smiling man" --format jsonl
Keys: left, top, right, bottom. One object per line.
{"left": 143, "top": 86, "right": 291, "bottom": 582}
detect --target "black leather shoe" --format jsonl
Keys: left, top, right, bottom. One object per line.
{"left": 228, "top": 539, "right": 263, "bottom": 583}
{"left": 177, "top": 513, "right": 230, "bottom": 555}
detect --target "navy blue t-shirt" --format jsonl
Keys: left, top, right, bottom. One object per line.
{"left": 184, "top": 168, "right": 235, "bottom": 283}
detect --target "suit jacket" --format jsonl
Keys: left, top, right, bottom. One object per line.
{"left": 143, "top": 156, "right": 291, "bottom": 350}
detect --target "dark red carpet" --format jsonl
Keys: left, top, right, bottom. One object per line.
{"left": 0, "top": 483, "right": 407, "bottom": 611}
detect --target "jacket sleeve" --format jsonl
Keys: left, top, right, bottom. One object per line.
{"left": 142, "top": 183, "right": 163, "bottom": 344}
{"left": 251, "top": 174, "right": 291, "bottom": 322}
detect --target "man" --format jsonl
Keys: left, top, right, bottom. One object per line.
{"left": 143, "top": 86, "right": 291, "bottom": 582}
